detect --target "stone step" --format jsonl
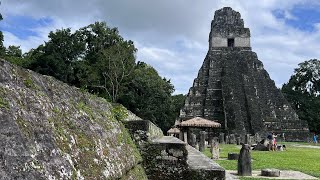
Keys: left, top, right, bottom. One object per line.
{"left": 186, "top": 145, "right": 226, "bottom": 179}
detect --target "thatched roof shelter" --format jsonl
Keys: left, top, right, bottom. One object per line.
{"left": 167, "top": 127, "right": 180, "bottom": 134}
{"left": 178, "top": 117, "right": 221, "bottom": 128}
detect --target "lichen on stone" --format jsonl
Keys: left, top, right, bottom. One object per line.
{"left": 0, "top": 59, "right": 147, "bottom": 179}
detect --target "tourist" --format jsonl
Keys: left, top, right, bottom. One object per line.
{"left": 267, "top": 133, "right": 273, "bottom": 151}
{"left": 267, "top": 132, "right": 277, "bottom": 151}
{"left": 272, "top": 133, "right": 277, "bottom": 151}
{"left": 313, "top": 133, "right": 318, "bottom": 144}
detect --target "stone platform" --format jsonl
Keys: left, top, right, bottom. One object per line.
{"left": 187, "top": 144, "right": 226, "bottom": 179}
{"left": 151, "top": 136, "right": 230, "bottom": 179}
{"left": 125, "top": 119, "right": 238, "bottom": 179}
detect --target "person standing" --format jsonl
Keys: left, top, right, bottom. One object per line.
{"left": 313, "top": 133, "right": 318, "bottom": 144}
{"left": 272, "top": 133, "right": 277, "bottom": 151}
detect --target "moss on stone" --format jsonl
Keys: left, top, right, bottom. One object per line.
{"left": 24, "top": 77, "right": 37, "bottom": 89}
{"left": 76, "top": 101, "right": 95, "bottom": 120}
{"left": 52, "top": 107, "right": 60, "bottom": 114}
{"left": 111, "top": 104, "right": 128, "bottom": 122}
{"left": 16, "top": 117, "right": 33, "bottom": 138}
{"left": 0, "top": 97, "right": 9, "bottom": 109}
{"left": 1, "top": 59, "right": 147, "bottom": 179}
{"left": 120, "top": 164, "right": 148, "bottom": 180}
{"left": 115, "top": 121, "right": 142, "bottom": 162}
{"left": 0, "top": 87, "right": 9, "bottom": 109}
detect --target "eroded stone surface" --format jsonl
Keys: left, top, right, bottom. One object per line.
{"left": 0, "top": 59, "right": 147, "bottom": 179}
{"left": 261, "top": 169, "right": 280, "bottom": 177}
{"left": 238, "top": 144, "right": 252, "bottom": 176}
{"left": 187, "top": 145, "right": 225, "bottom": 180}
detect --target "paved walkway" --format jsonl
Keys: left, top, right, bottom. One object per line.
{"left": 293, "top": 144, "right": 320, "bottom": 149}
{"left": 227, "top": 170, "right": 318, "bottom": 179}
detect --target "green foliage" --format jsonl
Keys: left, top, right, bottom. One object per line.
{"left": 171, "top": 94, "right": 186, "bottom": 119}
{"left": 0, "top": 11, "right": 5, "bottom": 57}
{"left": 0, "top": 97, "right": 9, "bottom": 109}
{"left": 23, "top": 77, "right": 36, "bottom": 89}
{"left": 6, "top": 45, "right": 22, "bottom": 57}
{"left": 4, "top": 21, "right": 183, "bottom": 132}
{"left": 4, "top": 45, "right": 30, "bottom": 66}
{"left": 0, "top": 87, "right": 9, "bottom": 109}
{"left": 111, "top": 104, "right": 129, "bottom": 122}
{"left": 118, "top": 62, "right": 177, "bottom": 131}
{"left": 0, "top": 32, "right": 5, "bottom": 57}
{"left": 205, "top": 143, "right": 320, "bottom": 178}
{"left": 282, "top": 59, "right": 320, "bottom": 133}
{"left": 26, "top": 28, "right": 86, "bottom": 84}
{"left": 16, "top": 117, "right": 33, "bottom": 138}
{"left": 120, "top": 165, "right": 147, "bottom": 180}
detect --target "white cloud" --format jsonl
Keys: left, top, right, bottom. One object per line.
{"left": 2, "top": 31, "right": 44, "bottom": 52}
{"left": 2, "top": 0, "right": 320, "bottom": 94}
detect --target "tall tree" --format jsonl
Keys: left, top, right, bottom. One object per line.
{"left": 119, "top": 62, "right": 175, "bottom": 131}
{"left": 4, "top": 45, "right": 28, "bottom": 66}
{"left": 282, "top": 59, "right": 320, "bottom": 133}
{"left": 23, "top": 21, "right": 181, "bottom": 131}
{"left": 27, "top": 28, "right": 86, "bottom": 84}
{"left": 0, "top": 5, "right": 5, "bottom": 57}
{"left": 75, "top": 22, "right": 136, "bottom": 102}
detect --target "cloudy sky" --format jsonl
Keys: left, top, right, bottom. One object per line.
{"left": 1, "top": 0, "right": 320, "bottom": 94}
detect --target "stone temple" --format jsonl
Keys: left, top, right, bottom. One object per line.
{"left": 179, "top": 7, "right": 309, "bottom": 141}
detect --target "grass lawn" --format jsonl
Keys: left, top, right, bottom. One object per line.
{"left": 203, "top": 142, "right": 320, "bottom": 179}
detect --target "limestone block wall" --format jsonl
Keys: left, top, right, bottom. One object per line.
{"left": 212, "top": 37, "right": 227, "bottom": 47}
{"left": 235, "top": 37, "right": 250, "bottom": 47}
{"left": 0, "top": 59, "right": 147, "bottom": 179}
{"left": 211, "top": 37, "right": 250, "bottom": 47}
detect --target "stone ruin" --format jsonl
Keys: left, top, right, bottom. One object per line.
{"left": 179, "top": 7, "right": 309, "bottom": 141}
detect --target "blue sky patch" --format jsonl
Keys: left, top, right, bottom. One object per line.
{"left": 273, "top": 6, "right": 320, "bottom": 32}
{"left": 0, "top": 15, "right": 53, "bottom": 39}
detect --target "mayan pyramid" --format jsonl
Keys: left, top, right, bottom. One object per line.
{"left": 179, "top": 7, "right": 309, "bottom": 141}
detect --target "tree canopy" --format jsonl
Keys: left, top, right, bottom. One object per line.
{"left": 1, "top": 21, "right": 185, "bottom": 132}
{"left": 282, "top": 59, "right": 320, "bottom": 133}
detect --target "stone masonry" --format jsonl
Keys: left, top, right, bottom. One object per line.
{"left": 179, "top": 7, "right": 309, "bottom": 141}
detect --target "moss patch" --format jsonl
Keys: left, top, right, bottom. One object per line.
{"left": 0, "top": 97, "right": 9, "bottom": 109}
{"left": 0, "top": 87, "right": 9, "bottom": 109}
{"left": 111, "top": 104, "right": 128, "bottom": 122}
{"left": 16, "top": 117, "right": 33, "bottom": 138}
{"left": 120, "top": 164, "right": 147, "bottom": 180}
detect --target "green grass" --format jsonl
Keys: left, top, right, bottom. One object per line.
{"left": 204, "top": 142, "right": 320, "bottom": 179}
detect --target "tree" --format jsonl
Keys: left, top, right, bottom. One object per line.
{"left": 23, "top": 21, "right": 182, "bottom": 131}
{"left": 119, "top": 62, "right": 175, "bottom": 131}
{"left": 26, "top": 22, "right": 136, "bottom": 101}
{"left": 27, "top": 28, "right": 86, "bottom": 84}
{"left": 171, "top": 94, "right": 186, "bottom": 121}
{"left": 74, "top": 22, "right": 136, "bottom": 102}
{"left": 0, "top": 5, "right": 5, "bottom": 57}
{"left": 282, "top": 59, "right": 320, "bottom": 133}
{"left": 4, "top": 45, "right": 28, "bottom": 66}
{"left": 0, "top": 31, "right": 6, "bottom": 57}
